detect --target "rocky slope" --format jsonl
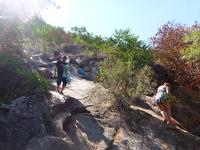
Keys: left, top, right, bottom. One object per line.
{"left": 1, "top": 53, "right": 200, "bottom": 150}
{"left": 0, "top": 97, "right": 54, "bottom": 150}
{"left": 45, "top": 77, "right": 200, "bottom": 149}
{"left": 1, "top": 77, "right": 200, "bottom": 150}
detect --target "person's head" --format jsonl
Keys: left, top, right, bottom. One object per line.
{"left": 63, "top": 56, "right": 67, "bottom": 62}
{"left": 163, "top": 82, "right": 170, "bottom": 87}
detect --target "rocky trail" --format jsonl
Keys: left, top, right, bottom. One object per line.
{"left": 44, "top": 76, "right": 200, "bottom": 150}
{"left": 48, "top": 77, "right": 122, "bottom": 150}
{"left": 1, "top": 53, "right": 200, "bottom": 150}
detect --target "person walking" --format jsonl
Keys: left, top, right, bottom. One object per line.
{"left": 55, "top": 56, "right": 67, "bottom": 94}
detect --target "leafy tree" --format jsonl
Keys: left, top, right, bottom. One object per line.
{"left": 100, "top": 29, "right": 155, "bottom": 103}
{"left": 108, "top": 29, "right": 152, "bottom": 68}
{"left": 182, "top": 24, "right": 200, "bottom": 61}
{"left": 70, "top": 26, "right": 106, "bottom": 56}
{"left": 151, "top": 22, "right": 189, "bottom": 85}
{"left": 182, "top": 24, "right": 200, "bottom": 92}
{"left": 151, "top": 21, "right": 200, "bottom": 99}
{"left": 70, "top": 27, "right": 93, "bottom": 45}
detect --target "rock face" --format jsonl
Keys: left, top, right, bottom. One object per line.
{"left": 0, "top": 96, "right": 54, "bottom": 150}
{"left": 48, "top": 78, "right": 200, "bottom": 150}
{"left": 25, "top": 136, "right": 72, "bottom": 150}
{"left": 37, "top": 67, "right": 53, "bottom": 79}
{"left": 1, "top": 78, "right": 200, "bottom": 150}
{"left": 124, "top": 106, "right": 200, "bottom": 150}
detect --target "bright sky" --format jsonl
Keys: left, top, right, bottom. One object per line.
{"left": 41, "top": 0, "right": 200, "bottom": 42}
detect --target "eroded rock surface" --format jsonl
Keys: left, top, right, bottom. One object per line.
{"left": 1, "top": 77, "right": 200, "bottom": 150}
{"left": 0, "top": 96, "right": 53, "bottom": 150}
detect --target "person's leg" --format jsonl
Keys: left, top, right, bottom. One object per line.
{"left": 162, "top": 104, "right": 171, "bottom": 123}
{"left": 60, "top": 77, "right": 67, "bottom": 94}
{"left": 165, "top": 103, "right": 171, "bottom": 120}
{"left": 61, "top": 84, "right": 66, "bottom": 93}
{"left": 162, "top": 102, "right": 177, "bottom": 125}
{"left": 57, "top": 76, "right": 61, "bottom": 93}
{"left": 157, "top": 103, "right": 168, "bottom": 123}
{"left": 57, "top": 83, "right": 60, "bottom": 92}
{"left": 165, "top": 103, "right": 176, "bottom": 125}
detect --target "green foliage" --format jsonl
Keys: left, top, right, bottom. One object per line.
{"left": 17, "top": 70, "right": 49, "bottom": 92}
{"left": 70, "top": 26, "right": 105, "bottom": 55}
{"left": 109, "top": 30, "right": 152, "bottom": 66}
{"left": 100, "top": 59, "right": 154, "bottom": 99}
{"left": 0, "top": 53, "right": 48, "bottom": 102}
{"left": 109, "top": 29, "right": 147, "bottom": 51}
{"left": 99, "top": 29, "right": 155, "bottom": 101}
{"left": 107, "top": 29, "right": 153, "bottom": 68}
{"left": 182, "top": 26, "right": 200, "bottom": 61}
{"left": 23, "top": 17, "right": 71, "bottom": 52}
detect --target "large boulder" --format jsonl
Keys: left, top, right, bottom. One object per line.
{"left": 37, "top": 67, "right": 53, "bottom": 79}
{"left": 0, "top": 96, "right": 54, "bottom": 150}
{"left": 123, "top": 105, "right": 200, "bottom": 150}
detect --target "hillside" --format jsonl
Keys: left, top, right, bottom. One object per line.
{"left": 0, "top": 2, "right": 200, "bottom": 149}
{"left": 1, "top": 74, "right": 200, "bottom": 150}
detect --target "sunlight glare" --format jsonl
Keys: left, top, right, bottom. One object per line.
{"left": 0, "top": 0, "right": 53, "bottom": 17}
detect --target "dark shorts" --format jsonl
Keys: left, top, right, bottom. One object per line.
{"left": 57, "top": 76, "right": 67, "bottom": 86}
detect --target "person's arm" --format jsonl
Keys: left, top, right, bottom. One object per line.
{"left": 54, "top": 61, "right": 58, "bottom": 77}
{"left": 165, "top": 86, "right": 170, "bottom": 94}
{"left": 54, "top": 66, "right": 57, "bottom": 77}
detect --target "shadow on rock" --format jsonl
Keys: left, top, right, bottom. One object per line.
{"left": 63, "top": 96, "right": 113, "bottom": 150}
{"left": 124, "top": 106, "right": 200, "bottom": 150}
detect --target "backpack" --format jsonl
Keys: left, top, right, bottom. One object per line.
{"left": 63, "top": 64, "right": 71, "bottom": 83}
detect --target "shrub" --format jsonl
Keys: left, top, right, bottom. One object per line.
{"left": 99, "top": 29, "right": 156, "bottom": 106}
{"left": 0, "top": 52, "right": 48, "bottom": 102}
{"left": 100, "top": 59, "right": 155, "bottom": 101}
